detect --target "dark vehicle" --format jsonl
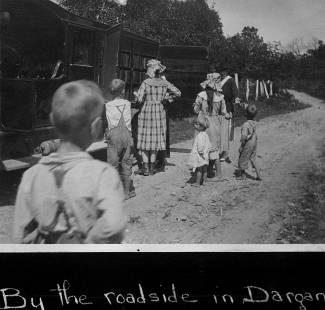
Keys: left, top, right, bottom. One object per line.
{"left": 0, "top": 0, "right": 207, "bottom": 172}
{"left": 0, "top": 0, "right": 158, "bottom": 171}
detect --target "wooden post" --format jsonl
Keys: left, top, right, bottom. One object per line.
{"left": 270, "top": 81, "right": 273, "bottom": 96}
{"left": 235, "top": 73, "right": 239, "bottom": 89}
{"left": 245, "top": 79, "right": 249, "bottom": 101}
{"left": 255, "top": 80, "right": 259, "bottom": 100}
{"left": 263, "top": 80, "right": 269, "bottom": 99}
{"left": 260, "top": 80, "right": 265, "bottom": 97}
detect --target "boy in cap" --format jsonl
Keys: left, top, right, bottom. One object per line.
{"left": 237, "top": 104, "right": 262, "bottom": 181}
{"left": 105, "top": 79, "right": 135, "bottom": 199}
{"left": 13, "top": 80, "right": 127, "bottom": 243}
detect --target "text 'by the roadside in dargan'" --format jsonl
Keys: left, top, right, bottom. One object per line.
{"left": 0, "top": 280, "right": 324, "bottom": 310}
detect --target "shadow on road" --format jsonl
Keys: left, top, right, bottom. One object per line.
{"left": 170, "top": 147, "right": 191, "bottom": 154}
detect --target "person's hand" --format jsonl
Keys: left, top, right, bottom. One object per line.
{"left": 133, "top": 91, "right": 139, "bottom": 102}
{"left": 235, "top": 97, "right": 241, "bottom": 104}
{"left": 225, "top": 112, "right": 232, "bottom": 120}
{"left": 165, "top": 93, "right": 174, "bottom": 103}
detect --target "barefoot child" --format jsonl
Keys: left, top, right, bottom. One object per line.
{"left": 237, "top": 104, "right": 262, "bottom": 181}
{"left": 13, "top": 80, "right": 127, "bottom": 243}
{"left": 188, "top": 117, "right": 211, "bottom": 185}
{"left": 105, "top": 79, "right": 136, "bottom": 199}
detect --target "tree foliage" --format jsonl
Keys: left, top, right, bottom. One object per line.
{"left": 58, "top": 0, "right": 223, "bottom": 45}
{"left": 58, "top": 0, "right": 324, "bottom": 83}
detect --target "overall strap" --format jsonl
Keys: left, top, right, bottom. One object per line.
{"left": 37, "top": 169, "right": 74, "bottom": 238}
{"left": 246, "top": 122, "right": 256, "bottom": 141}
{"left": 116, "top": 104, "right": 127, "bottom": 128}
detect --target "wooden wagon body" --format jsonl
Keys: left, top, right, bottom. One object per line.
{"left": 0, "top": 0, "right": 208, "bottom": 172}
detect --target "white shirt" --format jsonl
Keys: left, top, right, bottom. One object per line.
{"left": 105, "top": 99, "right": 131, "bottom": 131}
{"left": 188, "top": 131, "right": 212, "bottom": 170}
{"left": 13, "top": 152, "right": 127, "bottom": 244}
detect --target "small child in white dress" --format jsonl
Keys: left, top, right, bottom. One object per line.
{"left": 188, "top": 116, "right": 212, "bottom": 185}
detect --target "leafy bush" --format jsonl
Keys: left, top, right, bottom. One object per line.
{"left": 169, "top": 90, "right": 310, "bottom": 145}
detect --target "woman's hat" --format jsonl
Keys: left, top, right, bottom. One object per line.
{"left": 200, "top": 73, "right": 223, "bottom": 92}
{"left": 146, "top": 59, "right": 166, "bottom": 78}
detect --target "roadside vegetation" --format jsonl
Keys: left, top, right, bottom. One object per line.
{"left": 170, "top": 90, "right": 310, "bottom": 145}
{"left": 278, "top": 140, "right": 325, "bottom": 243}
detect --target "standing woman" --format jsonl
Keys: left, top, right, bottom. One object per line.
{"left": 194, "top": 73, "right": 230, "bottom": 178}
{"left": 220, "top": 68, "right": 240, "bottom": 162}
{"left": 136, "top": 59, "right": 181, "bottom": 176}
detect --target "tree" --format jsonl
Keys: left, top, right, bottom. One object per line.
{"left": 59, "top": 0, "right": 125, "bottom": 24}
{"left": 58, "top": 0, "right": 223, "bottom": 45}
{"left": 209, "top": 26, "right": 272, "bottom": 79}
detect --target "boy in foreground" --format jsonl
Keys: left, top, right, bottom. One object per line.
{"left": 13, "top": 80, "right": 127, "bottom": 243}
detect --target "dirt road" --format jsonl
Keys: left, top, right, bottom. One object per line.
{"left": 124, "top": 90, "right": 325, "bottom": 243}
{"left": 0, "top": 90, "right": 324, "bottom": 244}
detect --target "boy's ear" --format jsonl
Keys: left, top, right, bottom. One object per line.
{"left": 91, "top": 116, "right": 103, "bottom": 140}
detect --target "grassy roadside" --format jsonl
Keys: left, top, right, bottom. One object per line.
{"left": 280, "top": 79, "right": 325, "bottom": 101}
{"left": 277, "top": 140, "right": 325, "bottom": 243}
{"left": 169, "top": 90, "right": 310, "bottom": 145}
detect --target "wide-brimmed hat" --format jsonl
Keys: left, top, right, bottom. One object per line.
{"left": 200, "top": 73, "right": 223, "bottom": 92}
{"left": 146, "top": 59, "right": 166, "bottom": 78}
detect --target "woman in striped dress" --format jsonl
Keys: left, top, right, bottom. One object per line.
{"left": 136, "top": 59, "right": 181, "bottom": 176}
{"left": 194, "top": 73, "right": 231, "bottom": 179}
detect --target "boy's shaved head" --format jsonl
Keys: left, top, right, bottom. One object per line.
{"left": 109, "top": 79, "right": 125, "bottom": 97}
{"left": 51, "top": 80, "right": 104, "bottom": 140}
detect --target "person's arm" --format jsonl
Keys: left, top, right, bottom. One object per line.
{"left": 85, "top": 167, "right": 127, "bottom": 244}
{"left": 166, "top": 81, "right": 181, "bottom": 100}
{"left": 240, "top": 123, "right": 249, "bottom": 146}
{"left": 220, "top": 98, "right": 231, "bottom": 119}
{"left": 193, "top": 95, "right": 203, "bottom": 114}
{"left": 196, "top": 134, "right": 205, "bottom": 155}
{"left": 136, "top": 81, "right": 146, "bottom": 103}
{"left": 125, "top": 100, "right": 132, "bottom": 127}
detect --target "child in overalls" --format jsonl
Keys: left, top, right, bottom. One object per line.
{"left": 105, "top": 79, "right": 136, "bottom": 199}
{"left": 237, "top": 104, "right": 262, "bottom": 181}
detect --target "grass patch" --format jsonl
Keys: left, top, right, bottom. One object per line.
{"left": 280, "top": 79, "right": 325, "bottom": 101}
{"left": 169, "top": 90, "right": 310, "bottom": 145}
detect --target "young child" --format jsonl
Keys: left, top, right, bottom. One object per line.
{"left": 105, "top": 79, "right": 136, "bottom": 199}
{"left": 237, "top": 104, "right": 262, "bottom": 181}
{"left": 188, "top": 116, "right": 212, "bottom": 186}
{"left": 13, "top": 80, "right": 127, "bottom": 244}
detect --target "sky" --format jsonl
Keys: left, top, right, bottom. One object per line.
{"left": 208, "top": 0, "right": 325, "bottom": 46}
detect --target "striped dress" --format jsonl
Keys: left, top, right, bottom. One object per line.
{"left": 137, "top": 78, "right": 181, "bottom": 151}
{"left": 193, "top": 91, "right": 227, "bottom": 160}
